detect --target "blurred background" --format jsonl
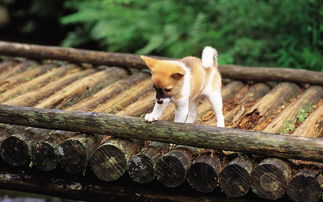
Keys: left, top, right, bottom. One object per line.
{"left": 0, "top": 0, "right": 322, "bottom": 71}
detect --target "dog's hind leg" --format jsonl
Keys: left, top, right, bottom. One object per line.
{"left": 186, "top": 100, "right": 198, "bottom": 123}
{"left": 208, "top": 91, "right": 225, "bottom": 127}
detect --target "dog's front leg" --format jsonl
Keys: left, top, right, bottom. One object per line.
{"left": 174, "top": 99, "right": 189, "bottom": 123}
{"left": 144, "top": 99, "right": 170, "bottom": 122}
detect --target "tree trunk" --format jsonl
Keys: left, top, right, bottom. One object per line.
{"left": 218, "top": 156, "right": 254, "bottom": 197}
{"left": 264, "top": 86, "right": 323, "bottom": 133}
{"left": 250, "top": 158, "right": 292, "bottom": 200}
{"left": 187, "top": 152, "right": 221, "bottom": 193}
{"left": 35, "top": 67, "right": 128, "bottom": 109}
{"left": 5, "top": 68, "right": 95, "bottom": 106}
{"left": 0, "top": 104, "right": 322, "bottom": 162}
{"left": 292, "top": 104, "right": 323, "bottom": 137}
{"left": 126, "top": 141, "right": 169, "bottom": 184}
{"left": 287, "top": 169, "right": 321, "bottom": 202}
{"left": 1, "top": 41, "right": 323, "bottom": 85}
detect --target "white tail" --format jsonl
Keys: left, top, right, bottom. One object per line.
{"left": 201, "top": 46, "right": 218, "bottom": 69}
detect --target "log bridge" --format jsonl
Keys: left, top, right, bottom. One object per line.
{"left": 0, "top": 41, "right": 322, "bottom": 202}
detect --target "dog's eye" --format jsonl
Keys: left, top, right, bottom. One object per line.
{"left": 164, "top": 88, "right": 172, "bottom": 92}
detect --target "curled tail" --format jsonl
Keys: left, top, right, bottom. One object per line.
{"left": 201, "top": 46, "right": 218, "bottom": 69}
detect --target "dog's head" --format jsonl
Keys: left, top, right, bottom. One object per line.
{"left": 141, "top": 56, "right": 185, "bottom": 104}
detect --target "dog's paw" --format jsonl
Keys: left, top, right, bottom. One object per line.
{"left": 144, "top": 113, "right": 159, "bottom": 122}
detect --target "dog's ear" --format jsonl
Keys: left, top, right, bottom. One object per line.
{"left": 171, "top": 72, "right": 185, "bottom": 80}
{"left": 141, "top": 56, "right": 157, "bottom": 70}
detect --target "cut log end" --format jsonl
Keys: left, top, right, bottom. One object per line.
{"left": 0, "top": 135, "right": 30, "bottom": 166}
{"left": 251, "top": 158, "right": 291, "bottom": 200}
{"left": 218, "top": 156, "right": 254, "bottom": 197}
{"left": 155, "top": 149, "right": 192, "bottom": 188}
{"left": 187, "top": 153, "right": 221, "bottom": 193}
{"left": 287, "top": 172, "right": 322, "bottom": 202}
{"left": 31, "top": 142, "right": 58, "bottom": 171}
{"left": 219, "top": 164, "right": 250, "bottom": 197}
{"left": 59, "top": 139, "right": 88, "bottom": 174}
{"left": 89, "top": 143, "right": 126, "bottom": 182}
{"left": 127, "top": 154, "right": 155, "bottom": 184}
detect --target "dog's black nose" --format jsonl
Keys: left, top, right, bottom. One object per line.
{"left": 157, "top": 99, "right": 163, "bottom": 104}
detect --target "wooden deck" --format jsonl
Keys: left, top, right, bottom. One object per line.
{"left": 0, "top": 46, "right": 322, "bottom": 202}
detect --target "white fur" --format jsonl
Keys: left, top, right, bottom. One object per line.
{"left": 202, "top": 46, "right": 218, "bottom": 68}
{"left": 145, "top": 46, "right": 224, "bottom": 127}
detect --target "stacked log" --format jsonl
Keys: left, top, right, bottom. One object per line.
{"left": 218, "top": 156, "right": 254, "bottom": 197}
{"left": 33, "top": 67, "right": 128, "bottom": 172}
{"left": 250, "top": 158, "right": 292, "bottom": 200}
{"left": 187, "top": 152, "right": 221, "bottom": 193}
{"left": 0, "top": 60, "right": 35, "bottom": 80}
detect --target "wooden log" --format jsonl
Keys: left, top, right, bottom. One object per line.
{"left": 68, "top": 72, "right": 149, "bottom": 111}
{"left": 218, "top": 156, "right": 254, "bottom": 197}
{"left": 0, "top": 104, "right": 322, "bottom": 162}
{"left": 59, "top": 133, "right": 102, "bottom": 174}
{"left": 0, "top": 125, "right": 49, "bottom": 166}
{"left": 251, "top": 158, "right": 292, "bottom": 200}
{"left": 0, "top": 167, "right": 236, "bottom": 202}
{"left": 117, "top": 91, "right": 155, "bottom": 117}
{"left": 0, "top": 63, "right": 49, "bottom": 93}
{"left": 287, "top": 169, "right": 321, "bottom": 202}
{"left": 32, "top": 70, "right": 130, "bottom": 172}
{"left": 89, "top": 138, "right": 140, "bottom": 181}
{"left": 1, "top": 41, "right": 323, "bottom": 85}
{"left": 127, "top": 142, "right": 169, "bottom": 184}
{"left": 264, "top": 85, "right": 323, "bottom": 133}
{"left": 0, "top": 65, "right": 75, "bottom": 102}
{"left": 0, "top": 60, "right": 35, "bottom": 80}
{"left": 31, "top": 130, "right": 78, "bottom": 171}
{"left": 243, "top": 82, "right": 301, "bottom": 130}
{"left": 5, "top": 68, "right": 95, "bottom": 106}
{"left": 316, "top": 174, "right": 323, "bottom": 201}
{"left": 155, "top": 146, "right": 198, "bottom": 188}
{"left": 94, "top": 77, "right": 152, "bottom": 113}
{"left": 187, "top": 152, "right": 221, "bottom": 193}
{"left": 35, "top": 67, "right": 128, "bottom": 109}
{"left": 292, "top": 104, "right": 323, "bottom": 137}
{"left": 0, "top": 60, "right": 17, "bottom": 74}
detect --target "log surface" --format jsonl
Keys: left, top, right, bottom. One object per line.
{"left": 0, "top": 104, "right": 322, "bottom": 162}
{"left": 1, "top": 41, "right": 323, "bottom": 85}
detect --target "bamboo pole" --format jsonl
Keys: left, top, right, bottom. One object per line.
{"left": 0, "top": 104, "right": 322, "bottom": 162}
{"left": 1, "top": 41, "right": 323, "bottom": 85}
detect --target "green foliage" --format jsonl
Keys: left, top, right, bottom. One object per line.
{"left": 281, "top": 104, "right": 315, "bottom": 134}
{"left": 60, "top": 0, "right": 322, "bottom": 71}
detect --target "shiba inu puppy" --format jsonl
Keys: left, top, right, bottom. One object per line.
{"left": 141, "top": 46, "right": 224, "bottom": 127}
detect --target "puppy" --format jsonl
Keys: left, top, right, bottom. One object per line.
{"left": 141, "top": 46, "right": 224, "bottom": 127}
